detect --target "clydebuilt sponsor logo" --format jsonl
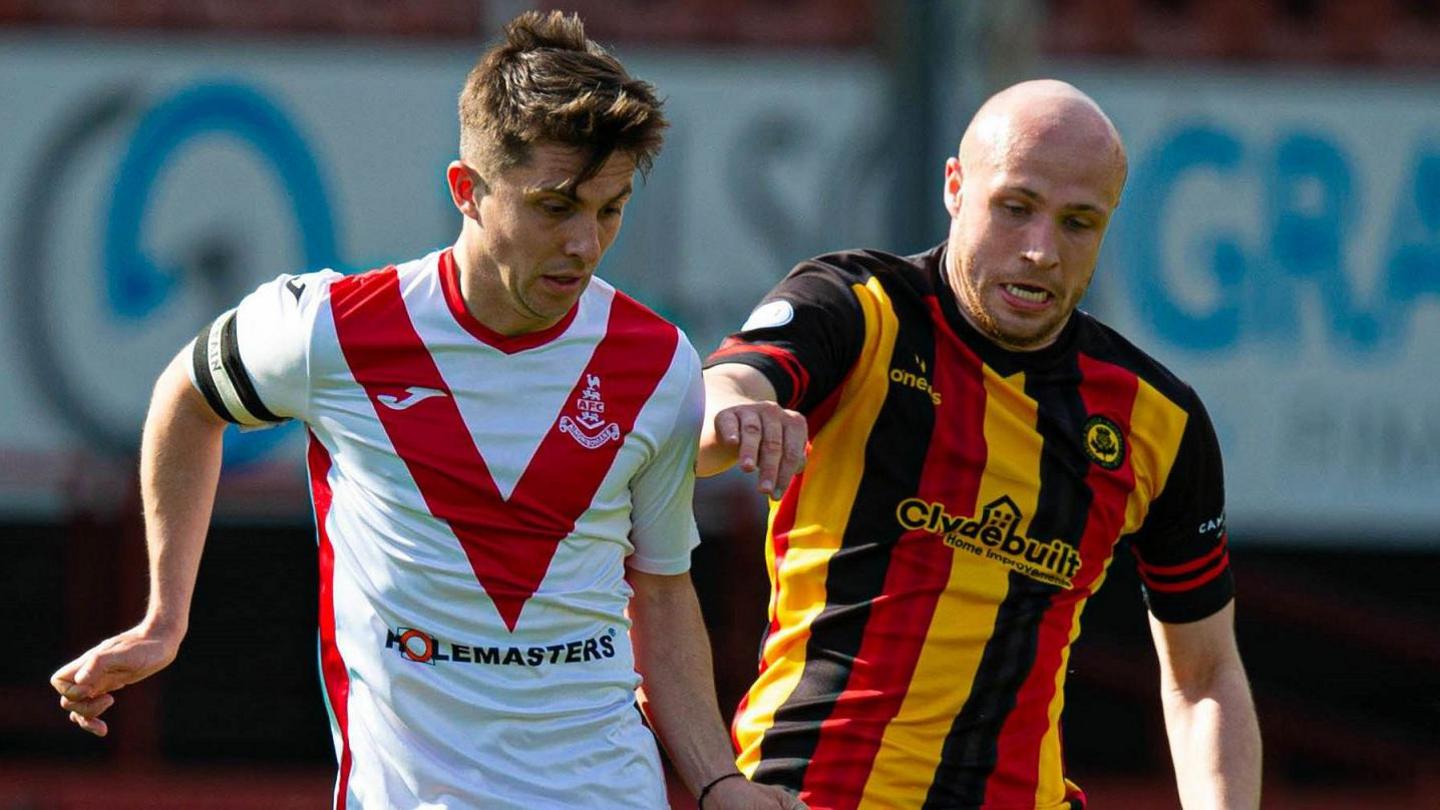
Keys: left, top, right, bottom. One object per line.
{"left": 896, "top": 495, "right": 1081, "bottom": 588}
{"left": 385, "top": 626, "right": 618, "bottom": 667}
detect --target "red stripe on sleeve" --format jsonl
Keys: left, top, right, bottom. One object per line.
{"left": 1136, "top": 536, "right": 1229, "bottom": 578}
{"left": 707, "top": 341, "right": 810, "bottom": 409}
{"left": 1139, "top": 550, "right": 1231, "bottom": 593}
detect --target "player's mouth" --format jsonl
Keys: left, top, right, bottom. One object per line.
{"left": 999, "top": 283, "right": 1053, "bottom": 310}
{"left": 541, "top": 274, "right": 585, "bottom": 292}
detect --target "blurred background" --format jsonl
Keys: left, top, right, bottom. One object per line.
{"left": 2, "top": 1, "right": 1438, "bottom": 807}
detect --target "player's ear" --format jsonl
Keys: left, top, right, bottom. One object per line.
{"left": 447, "top": 161, "right": 484, "bottom": 223}
{"left": 943, "top": 156, "right": 962, "bottom": 217}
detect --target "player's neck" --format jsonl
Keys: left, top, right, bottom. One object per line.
{"left": 450, "top": 240, "right": 568, "bottom": 338}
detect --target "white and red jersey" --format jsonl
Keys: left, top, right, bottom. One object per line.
{"left": 188, "top": 248, "right": 702, "bottom": 809}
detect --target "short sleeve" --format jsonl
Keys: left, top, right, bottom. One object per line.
{"left": 626, "top": 339, "right": 704, "bottom": 575}
{"left": 187, "top": 270, "right": 337, "bottom": 426}
{"left": 703, "top": 258, "right": 866, "bottom": 414}
{"left": 1128, "top": 392, "right": 1235, "bottom": 623}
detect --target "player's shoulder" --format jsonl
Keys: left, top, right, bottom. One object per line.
{"left": 598, "top": 277, "right": 688, "bottom": 342}
{"left": 234, "top": 267, "right": 347, "bottom": 329}
{"left": 1073, "top": 311, "right": 1202, "bottom": 409}
{"left": 792, "top": 244, "right": 937, "bottom": 289}
{"left": 594, "top": 279, "right": 701, "bottom": 392}
{"left": 267, "top": 266, "right": 347, "bottom": 302}
{"left": 769, "top": 244, "right": 942, "bottom": 320}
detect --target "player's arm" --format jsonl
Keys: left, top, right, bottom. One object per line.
{"left": 698, "top": 259, "right": 865, "bottom": 496}
{"left": 1134, "top": 394, "right": 1260, "bottom": 808}
{"left": 627, "top": 569, "right": 805, "bottom": 810}
{"left": 698, "top": 363, "right": 807, "bottom": 497}
{"left": 50, "top": 351, "right": 229, "bottom": 736}
{"left": 1149, "top": 601, "right": 1262, "bottom": 809}
{"left": 52, "top": 272, "right": 316, "bottom": 736}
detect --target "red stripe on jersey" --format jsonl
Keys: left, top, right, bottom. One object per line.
{"left": 308, "top": 432, "right": 353, "bottom": 808}
{"left": 985, "top": 354, "right": 1139, "bottom": 807}
{"left": 1140, "top": 549, "right": 1230, "bottom": 593}
{"left": 437, "top": 248, "right": 578, "bottom": 354}
{"left": 330, "top": 269, "right": 679, "bottom": 631}
{"left": 1136, "top": 538, "right": 1228, "bottom": 578}
{"left": 734, "top": 472, "right": 804, "bottom": 752}
{"left": 708, "top": 340, "right": 811, "bottom": 409}
{"left": 800, "top": 309, "right": 988, "bottom": 809}
{"left": 734, "top": 364, "right": 849, "bottom": 754}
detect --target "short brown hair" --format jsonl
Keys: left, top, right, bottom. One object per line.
{"left": 459, "top": 11, "right": 667, "bottom": 188}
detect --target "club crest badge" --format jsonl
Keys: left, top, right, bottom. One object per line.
{"left": 558, "top": 374, "right": 621, "bottom": 449}
{"left": 1082, "top": 415, "right": 1126, "bottom": 470}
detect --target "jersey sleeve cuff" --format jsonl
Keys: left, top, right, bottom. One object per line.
{"left": 703, "top": 342, "right": 807, "bottom": 410}
{"left": 1143, "top": 569, "right": 1236, "bottom": 623}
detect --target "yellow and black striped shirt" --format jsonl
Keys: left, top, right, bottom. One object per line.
{"left": 705, "top": 244, "right": 1233, "bottom": 810}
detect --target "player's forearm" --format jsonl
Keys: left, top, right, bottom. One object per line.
{"left": 697, "top": 364, "right": 777, "bottom": 477}
{"left": 627, "top": 569, "right": 740, "bottom": 795}
{"left": 137, "top": 354, "right": 229, "bottom": 643}
{"left": 1160, "top": 658, "right": 1262, "bottom": 809}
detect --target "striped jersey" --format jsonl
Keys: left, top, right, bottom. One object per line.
{"left": 705, "top": 244, "right": 1234, "bottom": 810}
{"left": 189, "top": 248, "right": 701, "bottom": 809}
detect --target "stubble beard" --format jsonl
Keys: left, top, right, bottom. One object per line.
{"left": 950, "top": 253, "right": 1075, "bottom": 352}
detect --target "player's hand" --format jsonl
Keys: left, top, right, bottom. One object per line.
{"left": 712, "top": 400, "right": 807, "bottom": 498}
{"left": 51, "top": 625, "right": 180, "bottom": 737}
{"left": 702, "top": 774, "right": 808, "bottom": 809}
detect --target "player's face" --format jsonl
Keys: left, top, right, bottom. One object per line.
{"left": 943, "top": 128, "right": 1123, "bottom": 351}
{"left": 470, "top": 144, "right": 635, "bottom": 335}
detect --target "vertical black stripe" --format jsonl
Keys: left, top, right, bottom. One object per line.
{"left": 190, "top": 320, "right": 237, "bottom": 423}
{"left": 924, "top": 355, "right": 1088, "bottom": 807}
{"left": 752, "top": 284, "right": 937, "bottom": 794}
{"left": 219, "top": 309, "right": 283, "bottom": 422}
{"left": 1024, "top": 357, "right": 1093, "bottom": 552}
{"left": 924, "top": 575, "right": 1056, "bottom": 807}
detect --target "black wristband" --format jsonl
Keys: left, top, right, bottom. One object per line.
{"left": 697, "top": 772, "right": 745, "bottom": 807}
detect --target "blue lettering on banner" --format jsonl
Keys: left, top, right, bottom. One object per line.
{"left": 1123, "top": 122, "right": 1439, "bottom": 358}
{"left": 1385, "top": 146, "right": 1440, "bottom": 345}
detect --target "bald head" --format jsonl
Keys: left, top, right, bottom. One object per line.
{"left": 940, "top": 79, "right": 1129, "bottom": 352}
{"left": 959, "top": 80, "right": 1127, "bottom": 204}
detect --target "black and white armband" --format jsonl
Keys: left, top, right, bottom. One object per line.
{"left": 189, "top": 308, "right": 286, "bottom": 427}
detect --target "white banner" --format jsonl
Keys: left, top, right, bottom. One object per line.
{"left": 1064, "top": 66, "right": 1440, "bottom": 541}
{"left": 0, "top": 33, "right": 890, "bottom": 519}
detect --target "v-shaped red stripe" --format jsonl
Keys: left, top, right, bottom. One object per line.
{"left": 330, "top": 267, "right": 678, "bottom": 631}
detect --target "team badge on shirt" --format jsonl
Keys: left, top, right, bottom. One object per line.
{"left": 740, "top": 299, "right": 795, "bottom": 332}
{"left": 1082, "top": 415, "right": 1126, "bottom": 470}
{"left": 558, "top": 374, "right": 621, "bottom": 449}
